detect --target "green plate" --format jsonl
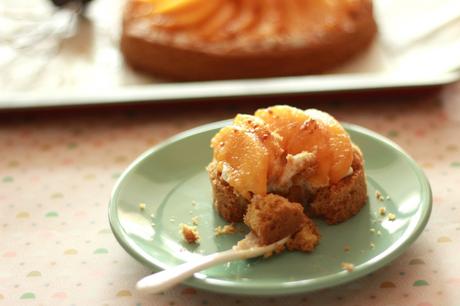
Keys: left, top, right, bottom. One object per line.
{"left": 109, "top": 121, "right": 432, "bottom": 296}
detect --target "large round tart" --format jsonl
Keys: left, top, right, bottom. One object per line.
{"left": 121, "top": 0, "right": 377, "bottom": 80}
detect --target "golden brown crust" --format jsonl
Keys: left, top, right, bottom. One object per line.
{"left": 307, "top": 144, "right": 368, "bottom": 224}
{"left": 244, "top": 194, "right": 307, "bottom": 245}
{"left": 207, "top": 161, "right": 248, "bottom": 223}
{"left": 121, "top": 0, "right": 377, "bottom": 80}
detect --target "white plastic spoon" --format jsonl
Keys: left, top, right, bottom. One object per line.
{"left": 136, "top": 233, "right": 289, "bottom": 294}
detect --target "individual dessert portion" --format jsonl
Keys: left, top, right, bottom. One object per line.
{"left": 121, "top": 0, "right": 377, "bottom": 80}
{"left": 207, "top": 105, "right": 368, "bottom": 251}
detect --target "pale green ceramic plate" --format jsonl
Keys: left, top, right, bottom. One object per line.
{"left": 109, "top": 121, "right": 432, "bottom": 296}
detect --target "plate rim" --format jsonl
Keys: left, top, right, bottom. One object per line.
{"left": 108, "top": 120, "right": 432, "bottom": 296}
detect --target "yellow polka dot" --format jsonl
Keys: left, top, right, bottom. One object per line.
{"left": 437, "top": 236, "right": 452, "bottom": 243}
{"left": 51, "top": 193, "right": 64, "bottom": 199}
{"left": 27, "top": 271, "right": 42, "bottom": 277}
{"left": 40, "top": 144, "right": 51, "bottom": 151}
{"left": 84, "top": 174, "right": 95, "bottom": 180}
{"left": 116, "top": 290, "right": 132, "bottom": 297}
{"left": 64, "top": 249, "right": 78, "bottom": 255}
{"left": 422, "top": 162, "right": 433, "bottom": 169}
{"left": 7, "top": 161, "right": 19, "bottom": 168}
{"left": 16, "top": 212, "right": 30, "bottom": 219}
{"left": 114, "top": 156, "right": 128, "bottom": 163}
{"left": 380, "top": 281, "right": 396, "bottom": 288}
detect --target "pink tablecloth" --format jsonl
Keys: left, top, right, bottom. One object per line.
{"left": 1, "top": 88, "right": 460, "bottom": 306}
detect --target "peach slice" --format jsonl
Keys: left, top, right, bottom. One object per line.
{"left": 255, "top": 105, "right": 310, "bottom": 150}
{"left": 211, "top": 125, "right": 269, "bottom": 199}
{"left": 305, "top": 109, "right": 353, "bottom": 184}
{"left": 256, "top": 105, "right": 352, "bottom": 186}
{"left": 233, "top": 114, "right": 285, "bottom": 180}
{"left": 152, "top": 0, "right": 223, "bottom": 29}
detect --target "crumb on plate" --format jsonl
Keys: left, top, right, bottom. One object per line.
{"left": 375, "top": 191, "right": 384, "bottom": 201}
{"left": 379, "top": 207, "right": 386, "bottom": 215}
{"left": 214, "top": 224, "right": 237, "bottom": 236}
{"left": 388, "top": 213, "right": 396, "bottom": 221}
{"left": 192, "top": 216, "right": 199, "bottom": 225}
{"left": 344, "top": 245, "right": 351, "bottom": 252}
{"left": 180, "top": 224, "right": 200, "bottom": 244}
{"left": 341, "top": 262, "right": 354, "bottom": 272}
{"left": 138, "top": 203, "right": 146, "bottom": 210}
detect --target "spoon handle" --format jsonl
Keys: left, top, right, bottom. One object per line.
{"left": 136, "top": 249, "right": 239, "bottom": 294}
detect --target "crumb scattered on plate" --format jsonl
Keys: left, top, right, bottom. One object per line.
{"left": 370, "top": 228, "right": 375, "bottom": 233}
{"left": 388, "top": 213, "right": 396, "bottom": 221}
{"left": 215, "top": 224, "right": 237, "bottom": 236}
{"left": 169, "top": 218, "right": 175, "bottom": 223}
{"left": 377, "top": 230, "right": 382, "bottom": 236}
{"left": 370, "top": 242, "right": 375, "bottom": 249}
{"left": 375, "top": 191, "right": 385, "bottom": 201}
{"left": 138, "top": 202, "right": 146, "bottom": 210}
{"left": 344, "top": 245, "right": 351, "bottom": 252}
{"left": 192, "top": 216, "right": 199, "bottom": 225}
{"left": 341, "top": 262, "right": 354, "bottom": 272}
{"left": 191, "top": 200, "right": 197, "bottom": 207}
{"left": 379, "top": 207, "right": 386, "bottom": 215}
{"left": 180, "top": 224, "right": 200, "bottom": 244}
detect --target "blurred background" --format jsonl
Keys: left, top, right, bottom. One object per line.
{"left": 1, "top": 2, "right": 460, "bottom": 305}
{"left": 1, "top": 0, "right": 460, "bottom": 108}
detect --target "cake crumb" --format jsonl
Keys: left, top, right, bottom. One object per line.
{"left": 169, "top": 218, "right": 175, "bottom": 223}
{"left": 192, "top": 216, "right": 199, "bottom": 225}
{"left": 386, "top": 195, "right": 390, "bottom": 200}
{"left": 180, "top": 224, "right": 200, "bottom": 244}
{"left": 370, "top": 228, "right": 375, "bottom": 233}
{"left": 375, "top": 191, "right": 385, "bottom": 201}
{"left": 377, "top": 230, "right": 382, "bottom": 236}
{"left": 344, "top": 245, "right": 351, "bottom": 252}
{"left": 214, "top": 224, "right": 237, "bottom": 236}
{"left": 341, "top": 262, "right": 354, "bottom": 272}
{"left": 138, "top": 203, "right": 146, "bottom": 210}
{"left": 388, "top": 213, "right": 396, "bottom": 221}
{"left": 191, "top": 201, "right": 197, "bottom": 207}
{"left": 370, "top": 242, "right": 375, "bottom": 249}
{"left": 379, "top": 207, "right": 386, "bottom": 215}
{"left": 150, "top": 213, "right": 155, "bottom": 219}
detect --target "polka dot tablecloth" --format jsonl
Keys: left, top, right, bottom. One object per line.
{"left": 1, "top": 87, "right": 460, "bottom": 306}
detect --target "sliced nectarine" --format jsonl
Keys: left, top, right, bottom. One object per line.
{"left": 305, "top": 109, "right": 353, "bottom": 184}
{"left": 233, "top": 114, "right": 284, "bottom": 180}
{"left": 211, "top": 125, "right": 268, "bottom": 199}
